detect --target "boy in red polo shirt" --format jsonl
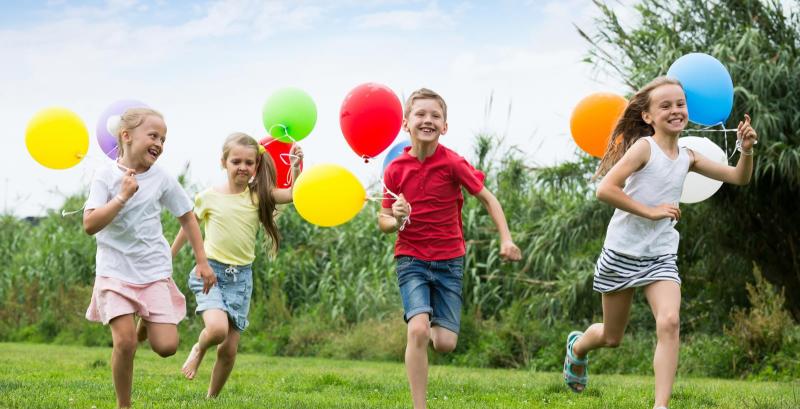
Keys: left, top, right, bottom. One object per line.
{"left": 380, "top": 88, "right": 522, "bottom": 409}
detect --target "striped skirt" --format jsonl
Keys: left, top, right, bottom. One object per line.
{"left": 593, "top": 248, "right": 681, "bottom": 293}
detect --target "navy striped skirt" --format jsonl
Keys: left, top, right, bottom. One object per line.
{"left": 593, "top": 248, "right": 681, "bottom": 293}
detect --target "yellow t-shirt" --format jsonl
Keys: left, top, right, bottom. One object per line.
{"left": 195, "top": 188, "right": 259, "bottom": 266}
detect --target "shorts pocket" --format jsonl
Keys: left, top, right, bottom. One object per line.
{"left": 396, "top": 256, "right": 414, "bottom": 272}
{"left": 446, "top": 258, "right": 464, "bottom": 278}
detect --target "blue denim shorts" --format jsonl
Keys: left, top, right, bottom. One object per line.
{"left": 188, "top": 259, "right": 253, "bottom": 332}
{"left": 395, "top": 255, "right": 464, "bottom": 333}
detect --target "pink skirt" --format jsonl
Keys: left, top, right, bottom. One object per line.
{"left": 86, "top": 276, "right": 186, "bottom": 325}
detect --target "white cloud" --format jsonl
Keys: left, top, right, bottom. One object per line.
{"left": 352, "top": 3, "right": 455, "bottom": 30}
{"left": 1, "top": 0, "right": 628, "bottom": 217}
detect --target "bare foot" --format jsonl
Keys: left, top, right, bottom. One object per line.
{"left": 136, "top": 318, "right": 148, "bottom": 343}
{"left": 181, "top": 343, "right": 205, "bottom": 380}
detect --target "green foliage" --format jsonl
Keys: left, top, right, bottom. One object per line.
{"left": 726, "top": 264, "right": 794, "bottom": 369}
{"left": 579, "top": 0, "right": 800, "bottom": 317}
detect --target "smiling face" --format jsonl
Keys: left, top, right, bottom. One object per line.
{"left": 403, "top": 98, "right": 448, "bottom": 143}
{"left": 120, "top": 114, "right": 167, "bottom": 169}
{"left": 222, "top": 143, "right": 258, "bottom": 188}
{"left": 642, "top": 84, "right": 688, "bottom": 137}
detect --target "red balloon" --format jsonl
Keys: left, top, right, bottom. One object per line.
{"left": 259, "top": 137, "right": 302, "bottom": 188}
{"left": 340, "top": 83, "right": 402, "bottom": 161}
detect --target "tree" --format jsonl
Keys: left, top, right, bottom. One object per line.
{"left": 579, "top": 0, "right": 800, "bottom": 318}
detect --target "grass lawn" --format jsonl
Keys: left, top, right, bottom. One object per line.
{"left": 0, "top": 342, "right": 797, "bottom": 408}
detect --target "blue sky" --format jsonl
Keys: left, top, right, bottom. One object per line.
{"left": 1, "top": 0, "right": 631, "bottom": 216}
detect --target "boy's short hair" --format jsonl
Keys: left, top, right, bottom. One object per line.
{"left": 404, "top": 88, "right": 448, "bottom": 121}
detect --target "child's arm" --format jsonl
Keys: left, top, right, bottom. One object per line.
{"left": 689, "top": 114, "right": 758, "bottom": 185}
{"left": 171, "top": 226, "right": 189, "bottom": 258}
{"left": 597, "top": 139, "right": 681, "bottom": 221}
{"left": 177, "top": 211, "right": 216, "bottom": 294}
{"left": 273, "top": 144, "right": 304, "bottom": 204}
{"left": 83, "top": 168, "right": 138, "bottom": 235}
{"left": 378, "top": 194, "right": 409, "bottom": 233}
{"left": 473, "top": 188, "right": 522, "bottom": 261}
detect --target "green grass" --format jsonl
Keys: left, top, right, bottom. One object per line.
{"left": 0, "top": 343, "right": 797, "bottom": 409}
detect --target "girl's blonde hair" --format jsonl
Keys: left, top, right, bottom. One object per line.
{"left": 594, "top": 76, "right": 684, "bottom": 179}
{"left": 116, "top": 108, "right": 164, "bottom": 158}
{"left": 222, "top": 133, "right": 280, "bottom": 256}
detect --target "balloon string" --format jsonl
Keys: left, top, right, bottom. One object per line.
{"left": 264, "top": 125, "right": 299, "bottom": 187}
{"left": 371, "top": 182, "right": 411, "bottom": 231}
{"left": 61, "top": 164, "right": 106, "bottom": 217}
{"left": 268, "top": 124, "right": 298, "bottom": 144}
{"left": 279, "top": 153, "right": 302, "bottom": 186}
{"left": 683, "top": 122, "right": 755, "bottom": 161}
{"left": 726, "top": 128, "right": 736, "bottom": 161}
{"left": 61, "top": 202, "right": 86, "bottom": 217}
{"left": 681, "top": 128, "right": 739, "bottom": 132}
{"left": 64, "top": 162, "right": 134, "bottom": 216}
{"left": 279, "top": 153, "right": 300, "bottom": 166}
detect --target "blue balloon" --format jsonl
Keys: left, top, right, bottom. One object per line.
{"left": 382, "top": 139, "right": 412, "bottom": 172}
{"left": 667, "top": 53, "right": 734, "bottom": 126}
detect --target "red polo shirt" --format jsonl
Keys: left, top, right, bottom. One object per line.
{"left": 382, "top": 143, "right": 485, "bottom": 261}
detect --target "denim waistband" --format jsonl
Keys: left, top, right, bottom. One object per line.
{"left": 208, "top": 259, "right": 252, "bottom": 283}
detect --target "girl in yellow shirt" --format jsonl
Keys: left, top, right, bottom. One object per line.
{"left": 171, "top": 132, "right": 302, "bottom": 397}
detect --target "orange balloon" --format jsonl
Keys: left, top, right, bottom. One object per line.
{"left": 569, "top": 93, "right": 627, "bottom": 158}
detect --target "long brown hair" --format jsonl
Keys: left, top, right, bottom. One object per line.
{"left": 594, "top": 77, "right": 683, "bottom": 179}
{"left": 221, "top": 133, "right": 280, "bottom": 256}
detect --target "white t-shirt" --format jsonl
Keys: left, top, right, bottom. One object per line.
{"left": 603, "top": 137, "right": 691, "bottom": 257}
{"left": 85, "top": 162, "right": 193, "bottom": 284}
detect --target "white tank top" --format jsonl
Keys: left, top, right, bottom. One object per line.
{"left": 603, "top": 137, "right": 692, "bottom": 257}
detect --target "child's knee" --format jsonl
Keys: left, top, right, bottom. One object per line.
{"left": 432, "top": 338, "right": 457, "bottom": 353}
{"left": 217, "top": 345, "right": 238, "bottom": 363}
{"left": 152, "top": 343, "right": 178, "bottom": 358}
{"left": 656, "top": 313, "right": 680, "bottom": 337}
{"left": 603, "top": 334, "right": 623, "bottom": 348}
{"left": 114, "top": 337, "right": 138, "bottom": 355}
{"left": 206, "top": 326, "right": 228, "bottom": 345}
{"left": 407, "top": 319, "right": 430, "bottom": 345}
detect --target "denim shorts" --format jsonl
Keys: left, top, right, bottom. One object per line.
{"left": 188, "top": 259, "right": 253, "bottom": 332}
{"left": 395, "top": 255, "right": 464, "bottom": 333}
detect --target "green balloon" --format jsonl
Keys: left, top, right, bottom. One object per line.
{"left": 262, "top": 87, "right": 317, "bottom": 143}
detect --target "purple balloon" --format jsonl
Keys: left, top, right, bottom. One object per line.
{"left": 96, "top": 99, "right": 148, "bottom": 159}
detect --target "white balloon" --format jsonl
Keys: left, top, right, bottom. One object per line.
{"left": 678, "top": 136, "right": 727, "bottom": 203}
{"left": 106, "top": 115, "right": 121, "bottom": 136}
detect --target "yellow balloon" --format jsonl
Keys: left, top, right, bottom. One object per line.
{"left": 293, "top": 164, "right": 366, "bottom": 227}
{"left": 25, "top": 107, "right": 89, "bottom": 169}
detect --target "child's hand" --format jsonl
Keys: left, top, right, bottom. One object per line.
{"left": 647, "top": 203, "right": 681, "bottom": 222}
{"left": 392, "top": 193, "right": 410, "bottom": 223}
{"left": 290, "top": 145, "right": 304, "bottom": 168}
{"left": 738, "top": 114, "right": 758, "bottom": 151}
{"left": 119, "top": 168, "right": 138, "bottom": 200}
{"left": 195, "top": 261, "right": 216, "bottom": 294}
{"left": 500, "top": 240, "right": 522, "bottom": 261}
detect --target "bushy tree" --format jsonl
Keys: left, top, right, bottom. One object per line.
{"left": 579, "top": 0, "right": 800, "bottom": 318}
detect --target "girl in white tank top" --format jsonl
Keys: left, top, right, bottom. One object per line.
{"left": 562, "top": 77, "right": 759, "bottom": 409}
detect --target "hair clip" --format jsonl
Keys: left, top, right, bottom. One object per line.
{"left": 258, "top": 144, "right": 266, "bottom": 155}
